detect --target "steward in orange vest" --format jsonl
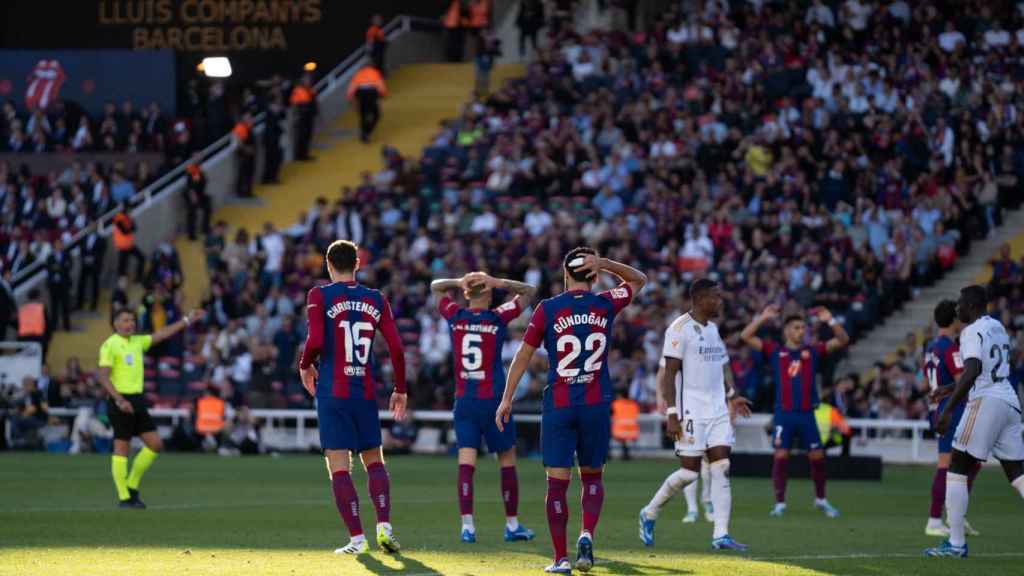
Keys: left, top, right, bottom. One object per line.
{"left": 232, "top": 112, "right": 255, "bottom": 198}
{"left": 17, "top": 288, "right": 48, "bottom": 360}
{"left": 195, "top": 389, "right": 227, "bottom": 437}
{"left": 112, "top": 205, "right": 146, "bottom": 282}
{"left": 347, "top": 66, "right": 388, "bottom": 144}
{"left": 612, "top": 392, "right": 640, "bottom": 460}
{"left": 290, "top": 72, "right": 318, "bottom": 161}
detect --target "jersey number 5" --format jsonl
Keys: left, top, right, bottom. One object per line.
{"left": 462, "top": 334, "right": 483, "bottom": 371}
{"left": 555, "top": 333, "right": 607, "bottom": 377}
{"left": 339, "top": 320, "right": 373, "bottom": 364}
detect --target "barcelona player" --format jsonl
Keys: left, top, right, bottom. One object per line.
{"left": 497, "top": 247, "right": 646, "bottom": 574}
{"left": 740, "top": 304, "right": 848, "bottom": 518}
{"left": 299, "top": 240, "right": 407, "bottom": 555}
{"left": 923, "top": 300, "right": 980, "bottom": 537}
{"left": 430, "top": 271, "right": 537, "bottom": 544}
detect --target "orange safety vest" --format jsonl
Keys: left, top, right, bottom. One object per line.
{"left": 366, "top": 25, "right": 385, "bottom": 44}
{"left": 611, "top": 398, "right": 640, "bottom": 442}
{"left": 443, "top": 0, "right": 472, "bottom": 28}
{"left": 112, "top": 213, "right": 135, "bottom": 251}
{"left": 232, "top": 120, "right": 251, "bottom": 143}
{"left": 290, "top": 85, "right": 315, "bottom": 106}
{"left": 18, "top": 302, "right": 45, "bottom": 337}
{"left": 347, "top": 67, "right": 388, "bottom": 99}
{"left": 196, "top": 395, "right": 226, "bottom": 435}
{"left": 469, "top": 0, "right": 490, "bottom": 28}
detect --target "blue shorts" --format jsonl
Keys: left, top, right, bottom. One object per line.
{"left": 317, "top": 397, "right": 382, "bottom": 452}
{"left": 542, "top": 403, "right": 611, "bottom": 469}
{"left": 454, "top": 398, "right": 517, "bottom": 453}
{"left": 773, "top": 411, "right": 822, "bottom": 451}
{"left": 933, "top": 398, "right": 967, "bottom": 454}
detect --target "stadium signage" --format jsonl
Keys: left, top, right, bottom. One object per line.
{"left": 97, "top": 0, "right": 322, "bottom": 51}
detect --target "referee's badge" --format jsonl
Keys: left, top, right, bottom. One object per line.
{"left": 125, "top": 354, "right": 134, "bottom": 366}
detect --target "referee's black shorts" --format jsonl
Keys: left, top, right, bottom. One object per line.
{"left": 108, "top": 394, "right": 156, "bottom": 440}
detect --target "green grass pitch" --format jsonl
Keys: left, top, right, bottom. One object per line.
{"left": 1, "top": 453, "right": 1022, "bottom": 575}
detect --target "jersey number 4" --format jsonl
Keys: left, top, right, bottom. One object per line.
{"left": 555, "top": 333, "right": 606, "bottom": 377}
{"left": 339, "top": 320, "right": 373, "bottom": 364}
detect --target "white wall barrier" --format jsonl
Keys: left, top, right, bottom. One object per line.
{"left": 42, "top": 408, "right": 961, "bottom": 464}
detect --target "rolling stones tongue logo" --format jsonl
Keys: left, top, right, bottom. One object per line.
{"left": 25, "top": 60, "right": 66, "bottom": 111}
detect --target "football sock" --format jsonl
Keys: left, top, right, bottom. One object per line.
{"left": 546, "top": 476, "right": 570, "bottom": 561}
{"left": 710, "top": 460, "right": 732, "bottom": 539}
{"left": 458, "top": 464, "right": 475, "bottom": 517}
{"left": 810, "top": 457, "right": 827, "bottom": 500}
{"left": 111, "top": 454, "right": 130, "bottom": 501}
{"left": 644, "top": 467, "right": 698, "bottom": 520}
{"left": 580, "top": 471, "right": 604, "bottom": 537}
{"left": 1012, "top": 475, "right": 1024, "bottom": 499}
{"left": 331, "top": 470, "right": 364, "bottom": 537}
{"left": 683, "top": 478, "right": 698, "bottom": 513}
{"left": 700, "top": 458, "right": 712, "bottom": 505}
{"left": 126, "top": 447, "right": 158, "bottom": 491}
{"left": 366, "top": 462, "right": 390, "bottom": 524}
{"left": 967, "top": 461, "right": 981, "bottom": 492}
{"left": 945, "top": 472, "right": 969, "bottom": 547}
{"left": 929, "top": 468, "right": 947, "bottom": 519}
{"left": 501, "top": 466, "right": 519, "bottom": 519}
{"left": 772, "top": 455, "right": 789, "bottom": 503}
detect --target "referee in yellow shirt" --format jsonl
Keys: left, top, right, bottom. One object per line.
{"left": 98, "top": 306, "right": 204, "bottom": 508}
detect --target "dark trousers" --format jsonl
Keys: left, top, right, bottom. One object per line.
{"left": 262, "top": 139, "right": 282, "bottom": 183}
{"left": 295, "top": 107, "right": 314, "bottom": 160}
{"left": 48, "top": 286, "right": 71, "bottom": 331}
{"left": 371, "top": 43, "right": 387, "bottom": 76}
{"left": 236, "top": 150, "right": 254, "bottom": 198}
{"left": 186, "top": 196, "right": 212, "bottom": 239}
{"left": 117, "top": 247, "right": 146, "bottom": 281}
{"left": 446, "top": 27, "right": 465, "bottom": 62}
{"left": 356, "top": 89, "right": 380, "bottom": 142}
{"left": 19, "top": 334, "right": 48, "bottom": 361}
{"left": 518, "top": 28, "right": 539, "bottom": 56}
{"left": 76, "top": 265, "right": 101, "bottom": 311}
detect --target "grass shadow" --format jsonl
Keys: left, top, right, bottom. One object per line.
{"left": 356, "top": 552, "right": 442, "bottom": 575}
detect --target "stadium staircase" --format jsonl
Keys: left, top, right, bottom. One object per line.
{"left": 48, "top": 62, "right": 525, "bottom": 371}
{"left": 838, "top": 209, "right": 1024, "bottom": 379}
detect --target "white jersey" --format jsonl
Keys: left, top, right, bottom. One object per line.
{"left": 959, "top": 315, "right": 1021, "bottom": 410}
{"left": 663, "top": 313, "right": 729, "bottom": 420}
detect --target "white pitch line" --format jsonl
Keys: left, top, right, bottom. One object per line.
{"left": 750, "top": 552, "right": 1024, "bottom": 561}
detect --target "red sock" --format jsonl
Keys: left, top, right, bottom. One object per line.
{"left": 331, "top": 470, "right": 363, "bottom": 537}
{"left": 366, "top": 462, "right": 390, "bottom": 524}
{"left": 930, "top": 468, "right": 947, "bottom": 519}
{"left": 546, "top": 476, "right": 570, "bottom": 562}
{"left": 967, "top": 461, "right": 982, "bottom": 492}
{"left": 580, "top": 471, "right": 604, "bottom": 536}
{"left": 501, "top": 466, "right": 518, "bottom": 518}
{"left": 810, "top": 458, "right": 827, "bottom": 499}
{"left": 458, "top": 464, "right": 475, "bottom": 516}
{"left": 772, "top": 456, "right": 788, "bottom": 503}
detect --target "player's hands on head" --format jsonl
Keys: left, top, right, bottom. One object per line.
{"left": 814, "top": 307, "right": 833, "bottom": 322}
{"left": 761, "top": 304, "right": 781, "bottom": 321}
{"left": 577, "top": 254, "right": 602, "bottom": 281}
{"left": 299, "top": 365, "right": 318, "bottom": 396}
{"left": 390, "top": 392, "right": 408, "bottom": 421}
{"left": 495, "top": 399, "right": 512, "bottom": 432}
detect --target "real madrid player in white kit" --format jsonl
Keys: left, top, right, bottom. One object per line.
{"left": 639, "top": 279, "right": 752, "bottom": 550}
{"left": 926, "top": 285, "right": 1024, "bottom": 558}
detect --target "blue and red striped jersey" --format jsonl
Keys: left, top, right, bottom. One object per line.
{"left": 764, "top": 340, "right": 827, "bottom": 413}
{"left": 924, "top": 335, "right": 963, "bottom": 399}
{"left": 299, "top": 281, "right": 406, "bottom": 400}
{"left": 439, "top": 296, "right": 524, "bottom": 400}
{"left": 523, "top": 284, "right": 633, "bottom": 411}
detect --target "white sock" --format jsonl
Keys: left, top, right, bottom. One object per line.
{"left": 700, "top": 458, "right": 712, "bottom": 504}
{"left": 815, "top": 497, "right": 829, "bottom": 506}
{"left": 579, "top": 530, "right": 592, "bottom": 542}
{"left": 945, "top": 472, "right": 969, "bottom": 547}
{"left": 710, "top": 459, "right": 732, "bottom": 539}
{"left": 506, "top": 516, "right": 519, "bottom": 531}
{"left": 461, "top": 514, "right": 475, "bottom": 531}
{"left": 683, "top": 479, "right": 698, "bottom": 513}
{"left": 644, "top": 467, "right": 698, "bottom": 520}
{"left": 351, "top": 533, "right": 367, "bottom": 543}
{"left": 1013, "top": 476, "right": 1024, "bottom": 499}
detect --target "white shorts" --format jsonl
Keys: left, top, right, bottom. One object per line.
{"left": 675, "top": 413, "right": 735, "bottom": 457}
{"left": 953, "top": 397, "right": 1024, "bottom": 462}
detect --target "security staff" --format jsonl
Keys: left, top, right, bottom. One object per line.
{"left": 99, "top": 306, "right": 205, "bottom": 508}
{"left": 347, "top": 66, "right": 388, "bottom": 143}
{"left": 289, "top": 73, "right": 318, "bottom": 161}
